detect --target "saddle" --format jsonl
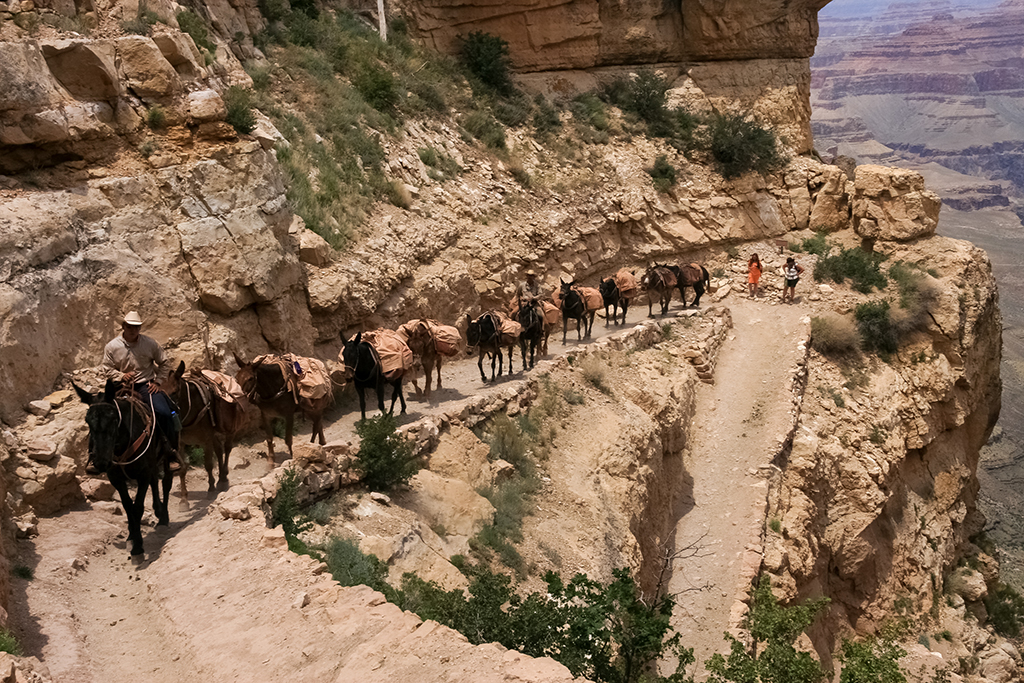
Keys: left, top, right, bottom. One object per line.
{"left": 252, "top": 354, "right": 331, "bottom": 402}
{"left": 614, "top": 269, "right": 638, "bottom": 299}
{"left": 649, "top": 267, "right": 677, "bottom": 289}
{"left": 572, "top": 285, "right": 604, "bottom": 312}
{"left": 485, "top": 311, "right": 522, "bottom": 344}
{"left": 396, "top": 319, "right": 463, "bottom": 357}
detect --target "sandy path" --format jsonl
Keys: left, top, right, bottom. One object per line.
{"left": 666, "top": 296, "right": 808, "bottom": 676}
{"left": 9, "top": 298, "right": 687, "bottom": 682}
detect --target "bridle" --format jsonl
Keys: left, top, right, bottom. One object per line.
{"left": 109, "top": 388, "right": 156, "bottom": 467}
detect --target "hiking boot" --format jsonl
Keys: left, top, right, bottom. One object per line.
{"left": 85, "top": 460, "right": 101, "bottom": 476}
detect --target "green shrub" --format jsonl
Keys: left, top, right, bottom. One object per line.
{"left": 769, "top": 518, "right": 782, "bottom": 534}
{"left": 398, "top": 565, "right": 694, "bottom": 683}
{"left": 486, "top": 413, "right": 529, "bottom": 466}
{"left": 271, "top": 469, "right": 313, "bottom": 538}
{"left": 811, "top": 313, "right": 859, "bottom": 355}
{"left": 322, "top": 536, "right": 395, "bottom": 597}
{"left": 707, "top": 575, "right": 828, "bottom": 683}
{"left": 418, "top": 147, "right": 439, "bottom": 167}
{"left": 355, "top": 414, "right": 419, "bottom": 491}
{"left": 837, "top": 637, "right": 907, "bottom": 683}
{"left": 11, "top": 565, "right": 33, "bottom": 580}
{"left": 532, "top": 94, "right": 562, "bottom": 135}
{"left": 463, "top": 110, "right": 506, "bottom": 149}
{"left": 509, "top": 163, "right": 531, "bottom": 188}
{"left": 984, "top": 583, "right": 1024, "bottom": 637}
{"left": 145, "top": 105, "right": 166, "bottom": 130}
{"left": 185, "top": 444, "right": 204, "bottom": 466}
{"left": 707, "top": 112, "right": 787, "bottom": 179}
{"left": 223, "top": 86, "right": 258, "bottom": 134}
{"left": 0, "top": 629, "right": 21, "bottom": 656}
{"left": 257, "top": 0, "right": 288, "bottom": 22}
{"left": 571, "top": 93, "right": 609, "bottom": 132}
{"left": 799, "top": 231, "right": 831, "bottom": 256}
{"left": 459, "top": 31, "right": 515, "bottom": 95}
{"left": 647, "top": 154, "right": 677, "bottom": 192}
{"left": 247, "top": 65, "right": 272, "bottom": 91}
{"left": 352, "top": 63, "right": 400, "bottom": 113}
{"left": 814, "top": 247, "right": 888, "bottom": 294}
{"left": 493, "top": 96, "right": 531, "bottom": 127}
{"left": 855, "top": 300, "right": 899, "bottom": 355}
{"left": 176, "top": 9, "right": 217, "bottom": 53}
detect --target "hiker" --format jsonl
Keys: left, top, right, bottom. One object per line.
{"left": 101, "top": 311, "right": 182, "bottom": 473}
{"left": 782, "top": 257, "right": 804, "bottom": 304}
{"left": 747, "top": 254, "right": 763, "bottom": 298}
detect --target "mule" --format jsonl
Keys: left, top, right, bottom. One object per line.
{"left": 161, "top": 362, "right": 245, "bottom": 499}
{"left": 466, "top": 312, "right": 517, "bottom": 382}
{"left": 517, "top": 300, "right": 545, "bottom": 370}
{"left": 599, "top": 277, "right": 632, "bottom": 326}
{"left": 559, "top": 280, "right": 595, "bottom": 342}
{"left": 669, "top": 263, "right": 711, "bottom": 308}
{"left": 641, "top": 264, "right": 676, "bottom": 316}
{"left": 400, "top": 320, "right": 444, "bottom": 398}
{"left": 74, "top": 380, "right": 172, "bottom": 557}
{"left": 234, "top": 354, "right": 329, "bottom": 464}
{"left": 341, "top": 332, "right": 407, "bottom": 421}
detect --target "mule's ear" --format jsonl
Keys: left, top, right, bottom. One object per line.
{"left": 103, "top": 379, "right": 118, "bottom": 402}
{"left": 354, "top": 331, "right": 362, "bottom": 344}
{"left": 72, "top": 381, "right": 95, "bottom": 405}
{"left": 174, "top": 361, "right": 185, "bottom": 380}
{"left": 466, "top": 314, "right": 472, "bottom": 324}
{"left": 232, "top": 351, "right": 248, "bottom": 368}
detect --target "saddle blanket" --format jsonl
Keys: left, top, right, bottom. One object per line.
{"left": 614, "top": 269, "right": 638, "bottom": 299}
{"left": 198, "top": 369, "right": 248, "bottom": 405}
{"left": 361, "top": 329, "right": 415, "bottom": 380}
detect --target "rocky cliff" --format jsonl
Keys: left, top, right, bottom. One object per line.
{"left": 0, "top": 0, "right": 1013, "bottom": 678}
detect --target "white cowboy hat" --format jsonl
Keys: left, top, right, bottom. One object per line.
{"left": 123, "top": 311, "right": 143, "bottom": 326}
{"left": 525, "top": 269, "right": 537, "bottom": 276}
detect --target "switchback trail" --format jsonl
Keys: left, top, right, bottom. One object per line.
{"left": 666, "top": 296, "right": 809, "bottom": 676}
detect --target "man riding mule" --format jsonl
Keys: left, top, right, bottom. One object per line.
{"left": 99, "top": 311, "right": 182, "bottom": 474}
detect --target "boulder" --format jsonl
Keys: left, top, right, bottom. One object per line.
{"left": 808, "top": 165, "right": 850, "bottom": 232}
{"left": 298, "top": 229, "right": 332, "bottom": 267}
{"left": 251, "top": 110, "right": 288, "bottom": 151}
{"left": 115, "top": 36, "right": 181, "bottom": 98}
{"left": 188, "top": 89, "right": 226, "bottom": 123}
{"left": 852, "top": 165, "right": 940, "bottom": 241}
{"left": 39, "top": 39, "right": 120, "bottom": 100}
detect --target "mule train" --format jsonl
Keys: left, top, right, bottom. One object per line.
{"left": 77, "top": 259, "right": 708, "bottom": 548}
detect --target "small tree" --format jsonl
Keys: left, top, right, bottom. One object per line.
{"left": 459, "top": 31, "right": 515, "bottom": 95}
{"left": 837, "top": 637, "right": 907, "bottom": 683}
{"left": 223, "top": 86, "right": 257, "bottom": 134}
{"left": 355, "top": 414, "right": 420, "bottom": 491}
{"left": 707, "top": 112, "right": 786, "bottom": 179}
{"left": 706, "top": 575, "right": 828, "bottom": 683}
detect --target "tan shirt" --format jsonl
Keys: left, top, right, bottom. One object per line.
{"left": 102, "top": 333, "right": 169, "bottom": 383}
{"left": 517, "top": 279, "right": 544, "bottom": 300}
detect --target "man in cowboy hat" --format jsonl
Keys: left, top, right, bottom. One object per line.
{"left": 100, "top": 311, "right": 182, "bottom": 473}
{"left": 517, "top": 269, "right": 545, "bottom": 301}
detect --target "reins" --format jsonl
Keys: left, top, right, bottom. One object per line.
{"left": 111, "top": 388, "right": 156, "bottom": 467}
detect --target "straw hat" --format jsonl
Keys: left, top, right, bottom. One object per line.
{"left": 525, "top": 269, "right": 537, "bottom": 277}
{"left": 123, "top": 311, "right": 143, "bottom": 326}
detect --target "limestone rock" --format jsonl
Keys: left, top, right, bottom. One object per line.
{"left": 27, "top": 400, "right": 51, "bottom": 417}
{"left": 298, "top": 229, "right": 332, "bottom": 267}
{"left": 39, "top": 39, "right": 120, "bottom": 100}
{"left": 81, "top": 477, "right": 116, "bottom": 501}
{"left": 406, "top": 471, "right": 494, "bottom": 538}
{"left": 115, "top": 36, "right": 181, "bottom": 98}
{"left": 853, "top": 165, "right": 941, "bottom": 241}
{"left": 187, "top": 89, "right": 226, "bottom": 123}
{"left": 218, "top": 499, "right": 252, "bottom": 520}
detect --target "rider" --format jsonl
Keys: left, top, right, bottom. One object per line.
{"left": 99, "top": 311, "right": 182, "bottom": 474}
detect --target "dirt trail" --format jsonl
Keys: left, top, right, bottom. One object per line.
{"left": 7, "top": 301, "right": 685, "bottom": 682}
{"left": 9, "top": 290, "right": 811, "bottom": 682}
{"left": 666, "top": 296, "right": 808, "bottom": 676}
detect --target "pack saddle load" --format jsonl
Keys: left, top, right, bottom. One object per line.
{"left": 251, "top": 353, "right": 332, "bottom": 404}
{"left": 614, "top": 268, "right": 639, "bottom": 299}
{"left": 396, "top": 319, "right": 463, "bottom": 357}
{"left": 488, "top": 311, "right": 523, "bottom": 344}
{"left": 358, "top": 329, "right": 415, "bottom": 380}
{"left": 575, "top": 285, "right": 604, "bottom": 312}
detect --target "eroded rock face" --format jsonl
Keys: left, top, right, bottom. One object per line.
{"left": 853, "top": 165, "right": 941, "bottom": 241}
{"left": 0, "top": 142, "right": 312, "bottom": 425}
{"left": 764, "top": 232, "right": 1001, "bottom": 651}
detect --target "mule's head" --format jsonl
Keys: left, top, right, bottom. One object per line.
{"left": 160, "top": 360, "right": 186, "bottom": 398}
{"left": 465, "top": 315, "right": 482, "bottom": 348}
{"left": 74, "top": 380, "right": 120, "bottom": 474}
{"left": 559, "top": 279, "right": 574, "bottom": 297}
{"left": 233, "top": 352, "right": 256, "bottom": 395}
{"left": 599, "top": 277, "right": 615, "bottom": 299}
{"left": 341, "top": 332, "right": 362, "bottom": 373}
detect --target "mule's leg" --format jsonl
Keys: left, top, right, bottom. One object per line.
{"left": 218, "top": 436, "right": 234, "bottom": 491}
{"left": 261, "top": 412, "right": 276, "bottom": 465}
{"left": 357, "top": 386, "right": 368, "bottom": 422}
{"left": 150, "top": 468, "right": 169, "bottom": 527}
{"left": 577, "top": 316, "right": 583, "bottom": 341}
{"left": 605, "top": 305, "right": 612, "bottom": 327}
{"left": 648, "top": 298, "right": 654, "bottom": 317}
{"left": 284, "top": 412, "right": 295, "bottom": 459}
{"left": 692, "top": 281, "right": 704, "bottom": 307}
{"left": 587, "top": 312, "right": 596, "bottom": 337}
{"left": 562, "top": 315, "right": 569, "bottom": 345}
{"left": 392, "top": 379, "right": 407, "bottom": 415}
{"left": 621, "top": 299, "right": 629, "bottom": 325}
{"left": 520, "top": 338, "right": 529, "bottom": 373}
{"left": 204, "top": 443, "right": 216, "bottom": 492}
{"left": 118, "top": 476, "right": 147, "bottom": 556}
{"left": 376, "top": 375, "right": 388, "bottom": 416}
{"left": 477, "top": 351, "right": 488, "bottom": 383}
{"left": 435, "top": 357, "right": 443, "bottom": 390}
